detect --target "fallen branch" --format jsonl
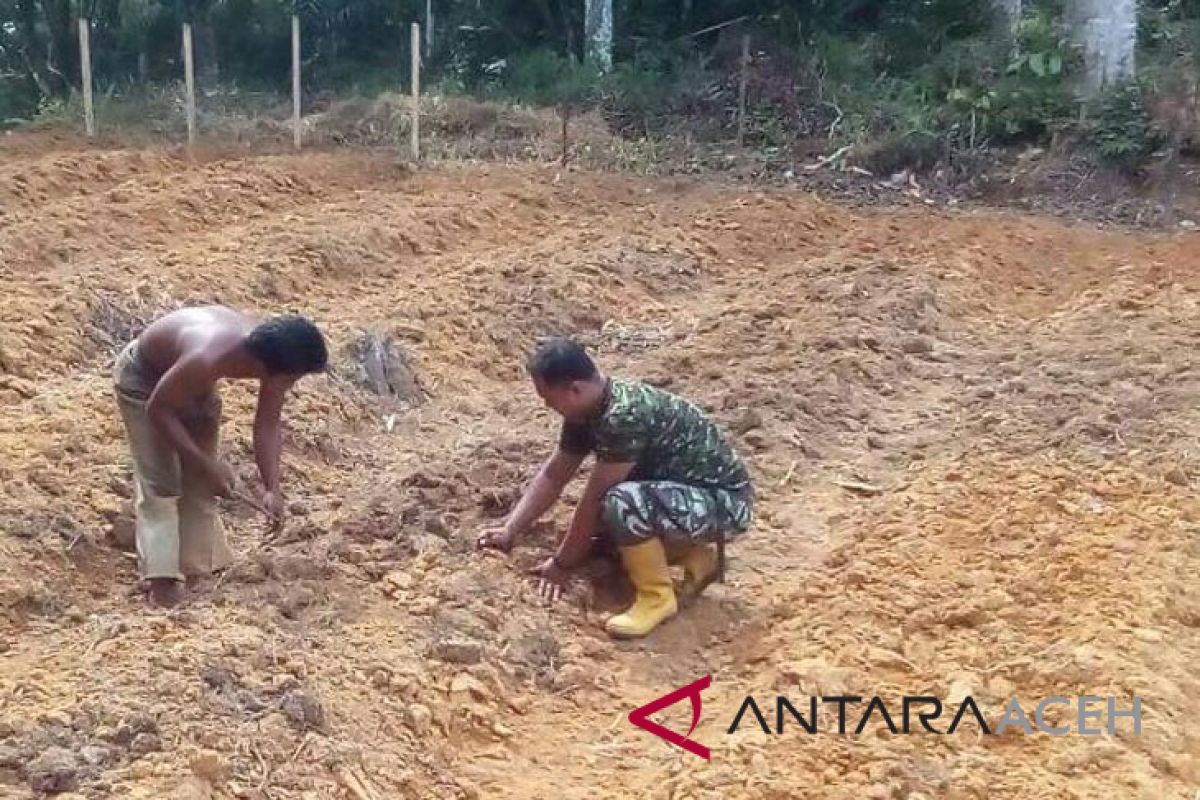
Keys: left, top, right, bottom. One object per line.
{"left": 777, "top": 460, "right": 797, "bottom": 487}
{"left": 803, "top": 144, "right": 854, "bottom": 172}
{"left": 252, "top": 741, "right": 272, "bottom": 794}
{"left": 832, "top": 478, "right": 884, "bottom": 496}
{"left": 823, "top": 101, "right": 844, "bottom": 140}
{"left": 289, "top": 732, "right": 313, "bottom": 764}
{"left": 337, "top": 767, "right": 383, "bottom": 800}
{"left": 675, "top": 15, "right": 750, "bottom": 41}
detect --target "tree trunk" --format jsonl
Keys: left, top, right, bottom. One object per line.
{"left": 425, "top": 0, "right": 433, "bottom": 58}
{"left": 552, "top": 0, "right": 576, "bottom": 60}
{"left": 993, "top": 0, "right": 1021, "bottom": 43}
{"left": 584, "top": 0, "right": 612, "bottom": 72}
{"left": 1068, "top": 0, "right": 1137, "bottom": 96}
{"left": 993, "top": 0, "right": 1021, "bottom": 25}
{"left": 42, "top": 0, "right": 77, "bottom": 94}
{"left": 13, "top": 0, "right": 54, "bottom": 96}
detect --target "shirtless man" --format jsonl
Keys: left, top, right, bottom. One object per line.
{"left": 112, "top": 306, "right": 328, "bottom": 606}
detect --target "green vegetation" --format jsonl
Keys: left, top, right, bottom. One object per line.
{"left": 1, "top": 1, "right": 1198, "bottom": 172}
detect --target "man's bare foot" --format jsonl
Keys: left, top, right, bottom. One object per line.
{"left": 148, "top": 578, "right": 182, "bottom": 608}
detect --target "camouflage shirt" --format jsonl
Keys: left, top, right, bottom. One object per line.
{"left": 559, "top": 378, "right": 752, "bottom": 495}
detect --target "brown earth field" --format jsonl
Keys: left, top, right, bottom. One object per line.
{"left": 0, "top": 132, "right": 1198, "bottom": 800}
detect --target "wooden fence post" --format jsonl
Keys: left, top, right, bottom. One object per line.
{"left": 292, "top": 14, "right": 302, "bottom": 150}
{"left": 79, "top": 17, "right": 95, "bottom": 137}
{"left": 183, "top": 22, "right": 196, "bottom": 148}
{"left": 411, "top": 22, "right": 421, "bottom": 161}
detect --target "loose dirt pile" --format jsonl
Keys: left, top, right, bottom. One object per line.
{"left": 0, "top": 138, "right": 1197, "bottom": 800}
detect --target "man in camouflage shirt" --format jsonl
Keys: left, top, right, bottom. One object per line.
{"left": 478, "top": 337, "right": 753, "bottom": 638}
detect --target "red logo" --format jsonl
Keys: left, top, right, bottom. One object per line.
{"left": 628, "top": 675, "right": 711, "bottom": 760}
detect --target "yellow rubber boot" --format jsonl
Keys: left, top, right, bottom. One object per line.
{"left": 606, "top": 539, "right": 678, "bottom": 639}
{"left": 677, "top": 543, "right": 719, "bottom": 604}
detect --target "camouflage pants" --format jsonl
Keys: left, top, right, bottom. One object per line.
{"left": 598, "top": 481, "right": 752, "bottom": 547}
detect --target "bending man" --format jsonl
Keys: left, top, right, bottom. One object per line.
{"left": 113, "top": 306, "right": 328, "bottom": 606}
{"left": 479, "top": 338, "right": 753, "bottom": 638}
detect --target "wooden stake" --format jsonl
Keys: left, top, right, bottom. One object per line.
{"left": 736, "top": 33, "right": 749, "bottom": 149}
{"left": 410, "top": 22, "right": 421, "bottom": 161}
{"left": 78, "top": 17, "right": 95, "bottom": 137}
{"left": 292, "top": 14, "right": 302, "bottom": 150}
{"left": 183, "top": 22, "right": 196, "bottom": 148}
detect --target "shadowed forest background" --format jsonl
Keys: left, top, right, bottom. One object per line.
{"left": 2, "top": 0, "right": 1199, "bottom": 180}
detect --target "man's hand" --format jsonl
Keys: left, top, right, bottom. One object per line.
{"left": 209, "top": 460, "right": 238, "bottom": 499}
{"left": 261, "top": 490, "right": 286, "bottom": 528}
{"left": 477, "top": 525, "right": 516, "bottom": 552}
{"left": 530, "top": 556, "right": 570, "bottom": 603}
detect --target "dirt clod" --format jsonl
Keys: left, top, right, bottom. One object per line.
{"left": 27, "top": 747, "right": 79, "bottom": 794}
{"left": 104, "top": 506, "right": 136, "bottom": 551}
{"left": 280, "top": 689, "right": 326, "bottom": 730}
{"left": 731, "top": 408, "right": 763, "bottom": 435}
{"left": 130, "top": 733, "right": 162, "bottom": 756}
{"left": 406, "top": 704, "right": 434, "bottom": 735}
{"left": 1164, "top": 466, "right": 1189, "bottom": 486}
{"left": 189, "top": 749, "right": 229, "bottom": 785}
{"left": 431, "top": 639, "right": 483, "bottom": 665}
{"left": 78, "top": 745, "right": 111, "bottom": 766}
{"left": 0, "top": 745, "right": 22, "bottom": 769}
{"left": 168, "top": 777, "right": 214, "bottom": 800}
{"left": 449, "top": 673, "right": 489, "bottom": 701}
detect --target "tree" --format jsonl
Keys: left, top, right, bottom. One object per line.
{"left": 118, "top": 0, "right": 160, "bottom": 80}
{"left": 993, "top": 0, "right": 1021, "bottom": 32}
{"left": 585, "top": 0, "right": 611, "bottom": 72}
{"left": 1068, "top": 0, "right": 1137, "bottom": 96}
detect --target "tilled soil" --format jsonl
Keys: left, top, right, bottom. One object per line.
{"left": 0, "top": 138, "right": 1197, "bottom": 800}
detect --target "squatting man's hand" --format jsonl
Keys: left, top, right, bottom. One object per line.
{"left": 530, "top": 556, "right": 571, "bottom": 603}
{"left": 476, "top": 524, "right": 516, "bottom": 552}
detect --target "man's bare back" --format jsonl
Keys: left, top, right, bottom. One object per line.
{"left": 137, "top": 306, "right": 257, "bottom": 395}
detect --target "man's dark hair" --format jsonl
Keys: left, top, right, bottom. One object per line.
{"left": 528, "top": 337, "right": 598, "bottom": 385}
{"left": 245, "top": 315, "right": 328, "bottom": 375}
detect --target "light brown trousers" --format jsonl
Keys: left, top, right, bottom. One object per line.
{"left": 113, "top": 340, "right": 232, "bottom": 581}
